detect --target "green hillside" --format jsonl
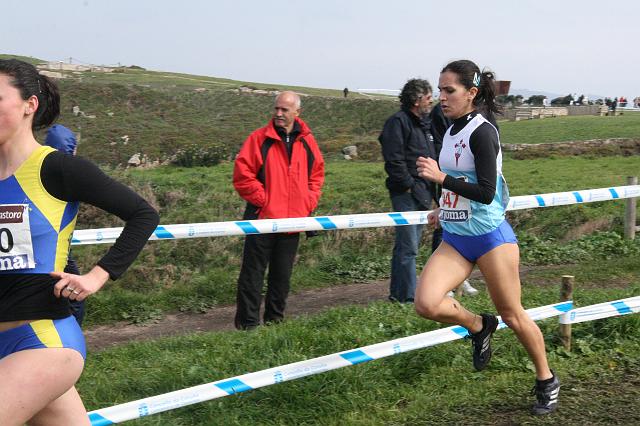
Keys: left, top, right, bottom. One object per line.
{"left": 4, "top": 54, "right": 632, "bottom": 166}
{"left": 0, "top": 53, "right": 45, "bottom": 65}
{"left": 54, "top": 79, "right": 397, "bottom": 165}
{"left": 52, "top": 73, "right": 640, "bottom": 166}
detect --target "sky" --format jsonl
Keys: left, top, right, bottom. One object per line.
{"left": 3, "top": 0, "right": 639, "bottom": 100}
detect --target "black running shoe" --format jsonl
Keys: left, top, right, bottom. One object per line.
{"left": 531, "top": 372, "right": 560, "bottom": 415}
{"left": 470, "top": 313, "right": 499, "bottom": 371}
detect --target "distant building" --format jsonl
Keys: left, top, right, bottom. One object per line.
{"left": 37, "top": 61, "right": 115, "bottom": 73}
{"left": 494, "top": 80, "right": 511, "bottom": 96}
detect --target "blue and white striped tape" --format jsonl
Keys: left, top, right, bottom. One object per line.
{"left": 87, "top": 301, "right": 572, "bottom": 424}
{"left": 560, "top": 295, "right": 640, "bottom": 324}
{"left": 506, "top": 185, "right": 639, "bottom": 211}
{"left": 71, "top": 185, "right": 640, "bottom": 246}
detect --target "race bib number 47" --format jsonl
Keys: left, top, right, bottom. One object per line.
{"left": 0, "top": 204, "right": 36, "bottom": 271}
{"left": 439, "top": 188, "right": 471, "bottom": 223}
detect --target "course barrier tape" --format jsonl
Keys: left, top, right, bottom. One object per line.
{"left": 86, "top": 301, "right": 573, "bottom": 425}
{"left": 560, "top": 295, "right": 640, "bottom": 324}
{"left": 71, "top": 185, "right": 640, "bottom": 246}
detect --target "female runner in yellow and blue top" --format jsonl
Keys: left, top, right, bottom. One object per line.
{"left": 415, "top": 60, "right": 560, "bottom": 415}
{"left": 0, "top": 59, "right": 159, "bottom": 425}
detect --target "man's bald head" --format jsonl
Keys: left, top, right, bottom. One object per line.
{"left": 275, "top": 91, "right": 301, "bottom": 109}
{"left": 273, "top": 91, "right": 301, "bottom": 133}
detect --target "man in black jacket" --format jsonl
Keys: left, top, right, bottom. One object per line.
{"left": 378, "top": 79, "right": 436, "bottom": 303}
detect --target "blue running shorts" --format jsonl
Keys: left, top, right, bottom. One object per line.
{"left": 0, "top": 316, "right": 86, "bottom": 360}
{"left": 442, "top": 220, "right": 518, "bottom": 263}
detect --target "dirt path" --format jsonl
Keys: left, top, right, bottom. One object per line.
{"left": 84, "top": 279, "right": 391, "bottom": 351}
{"left": 84, "top": 267, "right": 551, "bottom": 351}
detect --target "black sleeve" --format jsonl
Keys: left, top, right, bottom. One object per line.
{"left": 378, "top": 115, "right": 414, "bottom": 191}
{"left": 41, "top": 152, "right": 160, "bottom": 280}
{"left": 442, "top": 123, "right": 499, "bottom": 204}
{"left": 429, "top": 104, "right": 452, "bottom": 158}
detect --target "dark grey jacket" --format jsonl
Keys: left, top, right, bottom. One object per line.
{"left": 378, "top": 108, "right": 436, "bottom": 208}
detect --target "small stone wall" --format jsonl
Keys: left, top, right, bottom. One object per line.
{"left": 565, "top": 105, "right": 609, "bottom": 116}
{"left": 503, "top": 105, "right": 608, "bottom": 121}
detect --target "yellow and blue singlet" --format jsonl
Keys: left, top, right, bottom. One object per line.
{"left": 0, "top": 146, "right": 78, "bottom": 275}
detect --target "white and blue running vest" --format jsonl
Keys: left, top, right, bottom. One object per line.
{"left": 438, "top": 114, "right": 509, "bottom": 236}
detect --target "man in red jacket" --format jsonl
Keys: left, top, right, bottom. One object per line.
{"left": 233, "top": 91, "right": 325, "bottom": 330}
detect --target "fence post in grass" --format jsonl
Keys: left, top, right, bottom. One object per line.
{"left": 559, "top": 275, "right": 574, "bottom": 351}
{"left": 624, "top": 176, "right": 638, "bottom": 240}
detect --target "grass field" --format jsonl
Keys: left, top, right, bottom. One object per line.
{"left": 500, "top": 114, "right": 640, "bottom": 145}
{"left": 80, "top": 274, "right": 640, "bottom": 424}
{"left": 70, "top": 154, "right": 640, "bottom": 326}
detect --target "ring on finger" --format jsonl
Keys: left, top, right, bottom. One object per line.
{"left": 66, "top": 287, "right": 75, "bottom": 292}
{"left": 72, "top": 290, "right": 80, "bottom": 295}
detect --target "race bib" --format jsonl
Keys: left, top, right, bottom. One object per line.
{"left": 439, "top": 187, "right": 471, "bottom": 223}
{"left": 0, "top": 204, "right": 36, "bottom": 271}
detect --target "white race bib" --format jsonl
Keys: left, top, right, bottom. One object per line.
{"left": 439, "top": 188, "right": 471, "bottom": 223}
{"left": 0, "top": 204, "right": 36, "bottom": 271}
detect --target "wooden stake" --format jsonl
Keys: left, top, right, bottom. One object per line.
{"left": 624, "top": 176, "right": 638, "bottom": 240}
{"left": 560, "top": 275, "right": 574, "bottom": 351}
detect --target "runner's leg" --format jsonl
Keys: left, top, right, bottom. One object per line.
{"left": 0, "top": 348, "right": 86, "bottom": 425}
{"left": 415, "top": 242, "right": 480, "bottom": 332}
{"left": 477, "top": 243, "right": 552, "bottom": 380}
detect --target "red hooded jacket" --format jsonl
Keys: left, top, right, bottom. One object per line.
{"left": 233, "top": 117, "right": 325, "bottom": 220}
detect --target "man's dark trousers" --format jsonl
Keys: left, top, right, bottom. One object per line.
{"left": 235, "top": 232, "right": 300, "bottom": 330}
{"left": 389, "top": 191, "right": 426, "bottom": 303}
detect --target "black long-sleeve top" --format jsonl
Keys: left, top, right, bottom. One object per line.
{"left": 0, "top": 151, "right": 159, "bottom": 321}
{"left": 429, "top": 103, "right": 452, "bottom": 159}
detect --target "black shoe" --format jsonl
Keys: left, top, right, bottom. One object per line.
{"left": 264, "top": 317, "right": 283, "bottom": 326}
{"left": 531, "top": 371, "right": 560, "bottom": 415}
{"left": 470, "top": 313, "right": 498, "bottom": 371}
{"left": 234, "top": 314, "right": 258, "bottom": 331}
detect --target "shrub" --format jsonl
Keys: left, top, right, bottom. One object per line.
{"left": 519, "top": 231, "right": 640, "bottom": 265}
{"left": 171, "top": 143, "right": 230, "bottom": 167}
{"left": 526, "top": 95, "right": 546, "bottom": 106}
{"left": 551, "top": 94, "right": 574, "bottom": 105}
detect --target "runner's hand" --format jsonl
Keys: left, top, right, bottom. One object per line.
{"left": 51, "top": 266, "right": 110, "bottom": 302}
{"left": 428, "top": 208, "right": 440, "bottom": 227}
{"left": 417, "top": 156, "right": 446, "bottom": 184}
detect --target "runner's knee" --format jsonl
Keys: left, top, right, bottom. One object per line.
{"left": 415, "top": 298, "right": 441, "bottom": 319}
{"left": 497, "top": 308, "right": 527, "bottom": 330}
